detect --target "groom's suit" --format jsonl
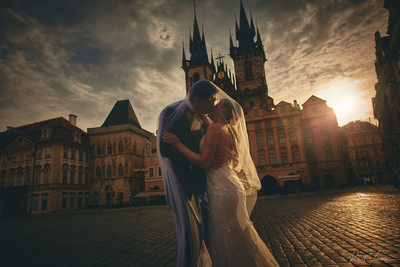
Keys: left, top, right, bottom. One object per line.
{"left": 159, "top": 100, "right": 209, "bottom": 267}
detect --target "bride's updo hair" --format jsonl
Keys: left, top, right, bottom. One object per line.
{"left": 220, "top": 98, "right": 234, "bottom": 123}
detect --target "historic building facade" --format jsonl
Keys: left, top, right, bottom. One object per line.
{"left": 87, "top": 100, "right": 153, "bottom": 207}
{"left": 144, "top": 135, "right": 163, "bottom": 192}
{"left": 180, "top": 1, "right": 349, "bottom": 192}
{"left": 373, "top": 0, "right": 400, "bottom": 186}
{"left": 0, "top": 115, "right": 90, "bottom": 215}
{"left": 342, "top": 121, "right": 386, "bottom": 184}
{"left": 301, "top": 96, "right": 347, "bottom": 189}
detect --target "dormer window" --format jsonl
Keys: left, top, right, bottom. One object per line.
{"left": 41, "top": 127, "right": 51, "bottom": 139}
{"left": 73, "top": 131, "right": 81, "bottom": 143}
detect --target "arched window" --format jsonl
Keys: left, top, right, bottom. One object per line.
{"left": 107, "top": 143, "right": 112, "bottom": 155}
{"left": 133, "top": 141, "right": 137, "bottom": 153}
{"left": 193, "top": 72, "right": 200, "bottom": 83}
{"left": 107, "top": 165, "right": 112, "bottom": 178}
{"left": 96, "top": 167, "right": 101, "bottom": 178}
{"left": 118, "top": 141, "right": 123, "bottom": 153}
{"left": 96, "top": 144, "right": 101, "bottom": 156}
{"left": 244, "top": 61, "right": 253, "bottom": 78}
{"left": 118, "top": 164, "right": 123, "bottom": 176}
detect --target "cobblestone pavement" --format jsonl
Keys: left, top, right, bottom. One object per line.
{"left": 0, "top": 185, "right": 399, "bottom": 267}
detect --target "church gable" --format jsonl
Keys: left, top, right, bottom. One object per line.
{"left": 302, "top": 95, "right": 327, "bottom": 106}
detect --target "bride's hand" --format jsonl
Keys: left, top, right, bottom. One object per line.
{"left": 162, "top": 132, "right": 180, "bottom": 147}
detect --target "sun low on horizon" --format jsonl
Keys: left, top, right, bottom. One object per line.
{"left": 315, "top": 79, "right": 372, "bottom": 127}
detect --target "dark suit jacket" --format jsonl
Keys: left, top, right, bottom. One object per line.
{"left": 159, "top": 105, "right": 206, "bottom": 198}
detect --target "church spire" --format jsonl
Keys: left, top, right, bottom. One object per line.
{"left": 230, "top": 1, "right": 266, "bottom": 61}
{"left": 189, "top": 3, "right": 209, "bottom": 65}
{"left": 182, "top": 41, "right": 187, "bottom": 69}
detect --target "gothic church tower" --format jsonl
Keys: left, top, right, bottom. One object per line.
{"left": 230, "top": 1, "right": 274, "bottom": 113}
{"left": 182, "top": 6, "right": 216, "bottom": 93}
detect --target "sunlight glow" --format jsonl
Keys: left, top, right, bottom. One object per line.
{"left": 315, "top": 79, "right": 370, "bottom": 126}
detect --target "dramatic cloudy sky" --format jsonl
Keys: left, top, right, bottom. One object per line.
{"left": 0, "top": 0, "right": 388, "bottom": 133}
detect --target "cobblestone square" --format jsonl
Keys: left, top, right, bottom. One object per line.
{"left": 1, "top": 185, "right": 399, "bottom": 267}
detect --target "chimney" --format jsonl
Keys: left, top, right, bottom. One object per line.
{"left": 69, "top": 114, "right": 77, "bottom": 126}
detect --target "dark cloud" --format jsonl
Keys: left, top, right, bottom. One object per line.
{"left": 0, "top": 0, "right": 388, "bottom": 132}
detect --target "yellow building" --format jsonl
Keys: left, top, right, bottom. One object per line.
{"left": 0, "top": 115, "right": 90, "bottom": 215}
{"left": 87, "top": 99, "right": 153, "bottom": 207}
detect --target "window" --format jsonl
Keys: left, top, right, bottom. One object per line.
{"left": 42, "top": 199, "right": 47, "bottom": 211}
{"left": 277, "top": 119, "right": 283, "bottom": 127}
{"left": 323, "top": 132, "right": 330, "bottom": 145}
{"left": 267, "top": 135, "right": 274, "bottom": 145}
{"left": 158, "top": 167, "right": 162, "bottom": 177}
{"left": 79, "top": 150, "right": 83, "bottom": 161}
{"left": 269, "top": 153, "right": 276, "bottom": 165}
{"left": 118, "top": 164, "right": 123, "bottom": 176}
{"left": 96, "top": 145, "right": 101, "bottom": 156}
{"left": 62, "top": 170, "right": 67, "bottom": 184}
{"left": 288, "top": 117, "right": 294, "bottom": 125}
{"left": 292, "top": 150, "right": 300, "bottom": 162}
{"left": 254, "top": 110, "right": 259, "bottom": 117}
{"left": 107, "top": 143, "right": 112, "bottom": 155}
{"left": 258, "top": 155, "right": 266, "bottom": 166}
{"left": 71, "top": 147, "right": 75, "bottom": 160}
{"left": 96, "top": 167, "right": 101, "bottom": 178}
{"left": 70, "top": 170, "right": 75, "bottom": 184}
{"left": 289, "top": 130, "right": 297, "bottom": 143}
{"left": 306, "top": 134, "right": 313, "bottom": 145}
{"left": 280, "top": 106, "right": 286, "bottom": 113}
{"left": 119, "top": 192, "right": 124, "bottom": 201}
{"left": 265, "top": 120, "right": 272, "bottom": 129}
{"left": 63, "top": 146, "right": 68, "bottom": 159}
{"left": 148, "top": 167, "right": 154, "bottom": 178}
{"left": 325, "top": 150, "right": 334, "bottom": 161}
{"left": 353, "top": 140, "right": 357, "bottom": 146}
{"left": 244, "top": 61, "right": 253, "bottom": 78}
{"left": 70, "top": 198, "right": 74, "bottom": 208}
{"left": 85, "top": 171, "right": 88, "bottom": 184}
{"left": 193, "top": 72, "right": 200, "bottom": 83}
{"left": 255, "top": 122, "right": 262, "bottom": 130}
{"left": 118, "top": 141, "right": 123, "bottom": 153}
{"left": 256, "top": 136, "right": 264, "bottom": 147}
{"left": 78, "top": 171, "right": 82, "bottom": 184}
{"left": 62, "top": 198, "right": 67, "bottom": 209}
{"left": 280, "top": 152, "right": 288, "bottom": 163}
{"left": 33, "top": 200, "right": 38, "bottom": 211}
{"left": 107, "top": 165, "right": 112, "bottom": 178}
{"left": 45, "top": 146, "right": 51, "bottom": 158}
{"left": 279, "top": 134, "right": 286, "bottom": 144}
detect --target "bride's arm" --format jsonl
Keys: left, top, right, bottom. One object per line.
{"left": 162, "top": 124, "right": 221, "bottom": 169}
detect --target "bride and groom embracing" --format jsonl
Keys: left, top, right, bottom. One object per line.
{"left": 157, "top": 80, "right": 279, "bottom": 267}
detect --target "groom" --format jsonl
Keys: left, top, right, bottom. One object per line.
{"left": 157, "top": 80, "right": 217, "bottom": 267}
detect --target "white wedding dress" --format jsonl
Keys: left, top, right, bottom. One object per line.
{"left": 200, "top": 137, "right": 280, "bottom": 267}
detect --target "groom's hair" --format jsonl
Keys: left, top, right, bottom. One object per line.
{"left": 188, "top": 80, "right": 217, "bottom": 101}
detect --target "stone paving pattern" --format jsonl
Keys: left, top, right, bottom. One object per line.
{"left": 0, "top": 185, "right": 399, "bottom": 267}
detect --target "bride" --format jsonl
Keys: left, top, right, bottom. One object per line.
{"left": 163, "top": 83, "right": 280, "bottom": 267}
